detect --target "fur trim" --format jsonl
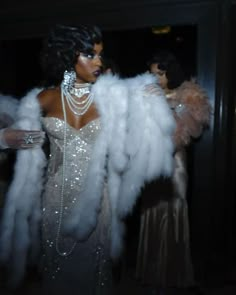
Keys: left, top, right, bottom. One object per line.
{"left": 0, "top": 88, "right": 46, "bottom": 286}
{"left": 169, "top": 81, "right": 211, "bottom": 147}
{"left": 63, "top": 74, "right": 129, "bottom": 246}
{"left": 96, "top": 74, "right": 129, "bottom": 258}
{"left": 1, "top": 74, "right": 175, "bottom": 282}
{"left": 117, "top": 73, "right": 175, "bottom": 218}
{"left": 63, "top": 73, "right": 175, "bottom": 259}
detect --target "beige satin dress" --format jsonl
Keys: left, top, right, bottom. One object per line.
{"left": 136, "top": 149, "right": 194, "bottom": 288}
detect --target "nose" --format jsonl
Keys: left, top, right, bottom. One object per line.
{"left": 94, "top": 55, "right": 102, "bottom": 67}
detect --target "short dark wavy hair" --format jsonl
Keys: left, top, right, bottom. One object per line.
{"left": 147, "top": 50, "right": 185, "bottom": 89}
{"left": 40, "top": 24, "right": 102, "bottom": 86}
{"left": 102, "top": 57, "right": 120, "bottom": 75}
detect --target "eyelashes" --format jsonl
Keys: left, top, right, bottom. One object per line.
{"left": 80, "top": 52, "right": 103, "bottom": 60}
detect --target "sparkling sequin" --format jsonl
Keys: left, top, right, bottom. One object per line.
{"left": 40, "top": 117, "right": 112, "bottom": 294}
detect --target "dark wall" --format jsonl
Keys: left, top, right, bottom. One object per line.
{"left": 226, "top": 1, "right": 236, "bottom": 266}
{"left": 103, "top": 25, "right": 197, "bottom": 78}
{"left": 0, "top": 39, "right": 43, "bottom": 96}
{"left": 0, "top": 25, "right": 196, "bottom": 95}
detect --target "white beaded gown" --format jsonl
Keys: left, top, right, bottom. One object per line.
{"left": 40, "top": 117, "right": 112, "bottom": 295}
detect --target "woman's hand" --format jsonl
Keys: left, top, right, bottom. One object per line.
{"left": 0, "top": 128, "right": 45, "bottom": 149}
{"left": 145, "top": 83, "right": 164, "bottom": 96}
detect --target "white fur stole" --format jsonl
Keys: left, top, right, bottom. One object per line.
{"left": 64, "top": 73, "right": 175, "bottom": 258}
{"left": 0, "top": 88, "right": 46, "bottom": 286}
{"left": 0, "top": 73, "right": 175, "bottom": 285}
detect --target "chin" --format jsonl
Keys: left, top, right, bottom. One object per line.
{"left": 91, "top": 77, "right": 98, "bottom": 83}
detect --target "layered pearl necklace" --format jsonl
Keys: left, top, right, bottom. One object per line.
{"left": 61, "top": 81, "right": 94, "bottom": 116}
{"left": 55, "top": 80, "right": 94, "bottom": 257}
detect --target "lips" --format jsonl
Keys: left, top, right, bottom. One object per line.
{"left": 93, "top": 70, "right": 101, "bottom": 77}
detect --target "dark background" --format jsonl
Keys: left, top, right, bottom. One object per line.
{"left": 0, "top": 25, "right": 196, "bottom": 96}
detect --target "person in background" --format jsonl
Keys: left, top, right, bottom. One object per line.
{"left": 136, "top": 50, "right": 211, "bottom": 295}
{"left": 102, "top": 56, "right": 120, "bottom": 75}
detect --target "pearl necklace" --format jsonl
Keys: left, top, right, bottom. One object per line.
{"left": 71, "top": 82, "right": 91, "bottom": 97}
{"left": 55, "top": 86, "right": 77, "bottom": 257}
{"left": 61, "top": 81, "right": 94, "bottom": 116}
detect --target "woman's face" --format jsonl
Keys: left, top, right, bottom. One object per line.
{"left": 150, "top": 63, "right": 168, "bottom": 90}
{"left": 74, "top": 42, "right": 103, "bottom": 83}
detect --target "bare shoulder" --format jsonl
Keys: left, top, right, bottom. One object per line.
{"left": 37, "top": 88, "right": 60, "bottom": 113}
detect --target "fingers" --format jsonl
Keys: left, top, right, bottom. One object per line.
{"left": 20, "top": 131, "right": 45, "bottom": 149}
{"left": 14, "top": 130, "right": 44, "bottom": 140}
{"left": 21, "top": 130, "right": 45, "bottom": 138}
{"left": 4, "top": 129, "right": 45, "bottom": 149}
{"left": 20, "top": 139, "right": 45, "bottom": 149}
{"left": 145, "top": 84, "right": 163, "bottom": 96}
{"left": 23, "top": 132, "right": 45, "bottom": 142}
{"left": 20, "top": 143, "right": 42, "bottom": 149}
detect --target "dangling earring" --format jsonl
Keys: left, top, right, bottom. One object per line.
{"left": 62, "top": 70, "right": 76, "bottom": 91}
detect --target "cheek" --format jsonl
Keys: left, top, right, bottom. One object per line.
{"left": 157, "top": 76, "right": 164, "bottom": 84}
{"left": 160, "top": 77, "right": 167, "bottom": 87}
{"left": 75, "top": 61, "right": 92, "bottom": 74}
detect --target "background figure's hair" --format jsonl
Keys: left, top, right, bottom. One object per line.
{"left": 147, "top": 50, "right": 185, "bottom": 89}
{"left": 102, "top": 57, "right": 120, "bottom": 75}
{"left": 40, "top": 24, "right": 102, "bottom": 86}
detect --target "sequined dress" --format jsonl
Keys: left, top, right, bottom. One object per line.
{"left": 40, "top": 117, "right": 112, "bottom": 295}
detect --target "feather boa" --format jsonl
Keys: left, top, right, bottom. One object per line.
{"left": 0, "top": 73, "right": 175, "bottom": 285}
{"left": 0, "top": 89, "right": 46, "bottom": 286}
{"left": 168, "top": 80, "right": 211, "bottom": 148}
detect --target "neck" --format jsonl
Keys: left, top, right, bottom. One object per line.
{"left": 74, "top": 81, "right": 91, "bottom": 88}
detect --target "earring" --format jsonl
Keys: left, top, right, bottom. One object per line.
{"left": 62, "top": 70, "right": 76, "bottom": 91}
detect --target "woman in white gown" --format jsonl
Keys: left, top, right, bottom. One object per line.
{"left": 0, "top": 25, "right": 175, "bottom": 294}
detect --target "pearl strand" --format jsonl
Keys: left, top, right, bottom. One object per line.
{"left": 55, "top": 86, "right": 77, "bottom": 257}
{"left": 61, "top": 83, "right": 94, "bottom": 116}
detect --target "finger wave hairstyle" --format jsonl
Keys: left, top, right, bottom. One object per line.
{"left": 40, "top": 24, "right": 102, "bottom": 86}
{"left": 147, "top": 50, "right": 185, "bottom": 90}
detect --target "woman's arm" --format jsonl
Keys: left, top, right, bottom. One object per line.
{"left": 0, "top": 127, "right": 45, "bottom": 149}
{"left": 169, "top": 81, "right": 211, "bottom": 150}
{"left": 0, "top": 93, "right": 45, "bottom": 149}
